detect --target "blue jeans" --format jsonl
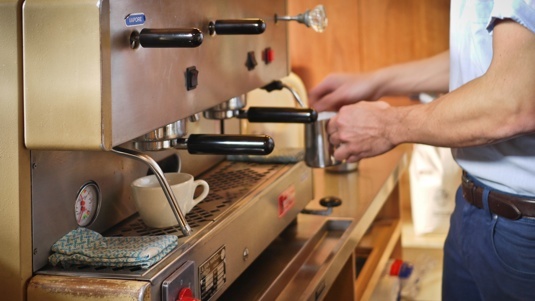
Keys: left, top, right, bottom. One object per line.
{"left": 443, "top": 179, "right": 535, "bottom": 301}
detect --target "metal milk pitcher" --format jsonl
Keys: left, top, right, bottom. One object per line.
{"left": 305, "top": 111, "right": 342, "bottom": 168}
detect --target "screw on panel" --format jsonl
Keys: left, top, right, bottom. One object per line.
{"left": 242, "top": 248, "right": 249, "bottom": 261}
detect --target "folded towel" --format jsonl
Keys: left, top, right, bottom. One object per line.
{"left": 49, "top": 227, "right": 178, "bottom": 269}
{"left": 227, "top": 147, "right": 304, "bottom": 163}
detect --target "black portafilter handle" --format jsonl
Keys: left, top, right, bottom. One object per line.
{"left": 209, "top": 19, "right": 266, "bottom": 35}
{"left": 138, "top": 28, "right": 203, "bottom": 48}
{"left": 176, "top": 134, "right": 274, "bottom": 155}
{"left": 241, "top": 107, "right": 317, "bottom": 123}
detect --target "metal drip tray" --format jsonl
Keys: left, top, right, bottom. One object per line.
{"left": 222, "top": 216, "right": 355, "bottom": 300}
{"left": 37, "top": 161, "right": 296, "bottom": 279}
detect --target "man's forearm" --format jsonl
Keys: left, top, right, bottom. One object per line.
{"left": 373, "top": 50, "right": 450, "bottom": 98}
{"left": 389, "top": 21, "right": 535, "bottom": 148}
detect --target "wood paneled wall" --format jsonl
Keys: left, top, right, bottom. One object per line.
{"left": 288, "top": 0, "right": 450, "bottom": 91}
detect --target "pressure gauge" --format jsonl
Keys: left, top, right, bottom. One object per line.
{"left": 74, "top": 181, "right": 101, "bottom": 227}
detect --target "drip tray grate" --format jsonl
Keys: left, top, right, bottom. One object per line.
{"left": 106, "top": 161, "right": 283, "bottom": 238}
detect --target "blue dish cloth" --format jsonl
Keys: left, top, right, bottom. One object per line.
{"left": 48, "top": 227, "right": 178, "bottom": 269}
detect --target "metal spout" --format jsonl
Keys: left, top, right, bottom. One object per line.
{"left": 112, "top": 147, "right": 192, "bottom": 236}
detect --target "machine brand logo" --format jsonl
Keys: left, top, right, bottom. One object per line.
{"left": 125, "top": 13, "right": 146, "bottom": 27}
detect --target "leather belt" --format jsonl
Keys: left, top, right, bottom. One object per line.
{"left": 461, "top": 173, "right": 535, "bottom": 220}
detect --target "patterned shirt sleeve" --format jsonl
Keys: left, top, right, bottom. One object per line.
{"left": 487, "top": 0, "right": 535, "bottom": 34}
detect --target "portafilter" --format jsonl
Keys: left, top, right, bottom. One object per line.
{"left": 203, "top": 94, "right": 317, "bottom": 123}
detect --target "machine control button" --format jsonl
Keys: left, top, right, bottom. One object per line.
{"left": 176, "top": 288, "right": 199, "bottom": 301}
{"left": 186, "top": 66, "right": 199, "bottom": 90}
{"left": 262, "top": 47, "right": 274, "bottom": 64}
{"left": 162, "top": 261, "right": 197, "bottom": 301}
{"left": 137, "top": 28, "right": 203, "bottom": 48}
{"left": 209, "top": 19, "right": 266, "bottom": 35}
{"left": 245, "top": 51, "right": 258, "bottom": 71}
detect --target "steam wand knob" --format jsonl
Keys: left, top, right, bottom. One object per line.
{"left": 275, "top": 5, "right": 328, "bottom": 33}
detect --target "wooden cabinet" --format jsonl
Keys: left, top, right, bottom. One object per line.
{"left": 288, "top": 0, "right": 450, "bottom": 90}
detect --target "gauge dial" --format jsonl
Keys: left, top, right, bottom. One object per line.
{"left": 74, "top": 181, "right": 101, "bottom": 227}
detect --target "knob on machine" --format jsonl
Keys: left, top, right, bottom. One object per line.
{"left": 275, "top": 4, "right": 328, "bottom": 33}
{"left": 176, "top": 288, "right": 199, "bottom": 301}
{"left": 208, "top": 18, "right": 266, "bottom": 36}
{"left": 130, "top": 28, "right": 204, "bottom": 49}
{"left": 203, "top": 95, "right": 317, "bottom": 123}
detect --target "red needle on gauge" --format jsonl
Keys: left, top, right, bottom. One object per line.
{"left": 78, "top": 194, "right": 86, "bottom": 224}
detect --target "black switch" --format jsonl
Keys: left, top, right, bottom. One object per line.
{"left": 185, "top": 66, "right": 199, "bottom": 90}
{"left": 245, "top": 51, "right": 258, "bottom": 71}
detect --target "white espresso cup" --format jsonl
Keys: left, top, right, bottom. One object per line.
{"left": 131, "top": 173, "right": 209, "bottom": 228}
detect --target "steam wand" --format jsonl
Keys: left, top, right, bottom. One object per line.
{"left": 112, "top": 146, "right": 192, "bottom": 236}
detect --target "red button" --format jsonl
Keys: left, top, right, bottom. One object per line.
{"left": 263, "top": 47, "right": 274, "bottom": 64}
{"left": 176, "top": 288, "right": 199, "bottom": 301}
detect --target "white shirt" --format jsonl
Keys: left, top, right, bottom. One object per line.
{"left": 450, "top": 0, "right": 535, "bottom": 195}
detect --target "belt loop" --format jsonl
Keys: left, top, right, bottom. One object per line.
{"left": 481, "top": 188, "right": 492, "bottom": 218}
{"left": 470, "top": 183, "right": 476, "bottom": 205}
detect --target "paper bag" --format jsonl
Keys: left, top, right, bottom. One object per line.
{"left": 409, "top": 144, "right": 461, "bottom": 235}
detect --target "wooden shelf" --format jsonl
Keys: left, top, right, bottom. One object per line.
{"left": 354, "top": 219, "right": 402, "bottom": 301}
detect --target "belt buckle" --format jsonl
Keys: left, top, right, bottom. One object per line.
{"left": 488, "top": 196, "right": 522, "bottom": 220}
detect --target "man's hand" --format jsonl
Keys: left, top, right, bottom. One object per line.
{"left": 308, "top": 73, "right": 379, "bottom": 112}
{"left": 327, "top": 100, "right": 397, "bottom": 162}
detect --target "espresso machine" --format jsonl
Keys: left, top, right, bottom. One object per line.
{"left": 12, "top": 0, "right": 331, "bottom": 300}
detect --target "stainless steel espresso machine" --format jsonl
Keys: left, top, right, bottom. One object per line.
{"left": 17, "top": 1, "right": 334, "bottom": 301}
